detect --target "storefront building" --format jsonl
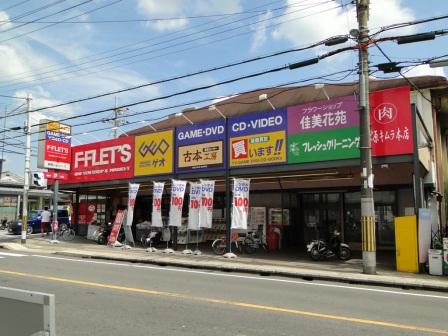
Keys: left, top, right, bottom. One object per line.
{"left": 60, "top": 76, "right": 448, "bottom": 253}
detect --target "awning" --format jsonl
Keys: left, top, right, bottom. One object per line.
{"left": 0, "top": 187, "right": 53, "bottom": 197}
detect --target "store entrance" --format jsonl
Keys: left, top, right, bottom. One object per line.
{"left": 301, "top": 193, "right": 343, "bottom": 247}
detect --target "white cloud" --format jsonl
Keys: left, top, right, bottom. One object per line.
{"left": 272, "top": 0, "right": 415, "bottom": 47}
{"left": 404, "top": 64, "right": 446, "bottom": 78}
{"left": 0, "top": 11, "right": 12, "bottom": 30}
{"left": 0, "top": 45, "right": 33, "bottom": 79}
{"left": 136, "top": 0, "right": 242, "bottom": 31}
{"left": 250, "top": 10, "right": 273, "bottom": 53}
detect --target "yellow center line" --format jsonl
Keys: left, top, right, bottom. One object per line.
{"left": 1, "top": 268, "right": 447, "bottom": 335}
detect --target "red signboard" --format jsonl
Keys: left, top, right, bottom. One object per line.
{"left": 44, "top": 171, "right": 68, "bottom": 180}
{"left": 108, "top": 209, "right": 125, "bottom": 245}
{"left": 370, "top": 86, "right": 413, "bottom": 156}
{"left": 68, "top": 137, "right": 134, "bottom": 183}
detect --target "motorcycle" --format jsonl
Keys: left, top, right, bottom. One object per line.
{"left": 307, "top": 230, "right": 351, "bottom": 261}
{"left": 96, "top": 223, "right": 125, "bottom": 245}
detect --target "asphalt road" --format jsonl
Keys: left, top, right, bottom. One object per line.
{"left": 0, "top": 250, "right": 447, "bottom": 336}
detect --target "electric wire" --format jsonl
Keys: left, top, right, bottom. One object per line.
{"left": 0, "top": 0, "right": 94, "bottom": 35}
{"left": 0, "top": 0, "right": 122, "bottom": 44}
{"left": 0, "top": 0, "right": 338, "bottom": 89}
{"left": 0, "top": 0, "right": 305, "bottom": 83}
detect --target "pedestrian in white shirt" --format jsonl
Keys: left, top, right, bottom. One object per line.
{"left": 41, "top": 207, "right": 51, "bottom": 237}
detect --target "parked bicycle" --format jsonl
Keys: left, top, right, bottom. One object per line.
{"left": 242, "top": 232, "right": 268, "bottom": 254}
{"left": 212, "top": 232, "right": 242, "bottom": 255}
{"left": 58, "top": 223, "right": 76, "bottom": 241}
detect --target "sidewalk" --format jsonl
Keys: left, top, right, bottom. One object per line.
{"left": 1, "top": 235, "right": 447, "bottom": 292}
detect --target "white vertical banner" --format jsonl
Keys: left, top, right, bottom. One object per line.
{"left": 231, "top": 178, "right": 250, "bottom": 230}
{"left": 199, "top": 180, "right": 215, "bottom": 229}
{"left": 126, "top": 183, "right": 140, "bottom": 227}
{"left": 151, "top": 182, "right": 164, "bottom": 228}
{"left": 188, "top": 182, "right": 202, "bottom": 230}
{"left": 169, "top": 180, "right": 187, "bottom": 227}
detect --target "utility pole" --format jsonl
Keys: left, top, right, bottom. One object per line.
{"left": 21, "top": 94, "right": 32, "bottom": 245}
{"left": 357, "top": 0, "right": 376, "bottom": 274}
{"left": 109, "top": 97, "right": 127, "bottom": 139}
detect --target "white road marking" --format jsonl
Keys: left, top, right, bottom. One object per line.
{"left": 0, "top": 252, "right": 26, "bottom": 257}
{"left": 31, "top": 254, "right": 448, "bottom": 301}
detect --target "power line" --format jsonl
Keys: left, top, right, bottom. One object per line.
{"left": 0, "top": 0, "right": 339, "bottom": 89}
{"left": 3, "top": 33, "right": 353, "bottom": 119}
{"left": 0, "top": 0, "right": 122, "bottom": 44}
{"left": 0, "top": 0, "right": 297, "bottom": 83}
{"left": 0, "top": 0, "right": 32, "bottom": 12}
{"left": 0, "top": 7, "right": 298, "bottom": 24}
{"left": 0, "top": 0, "right": 69, "bottom": 28}
{"left": 27, "top": 70, "right": 353, "bottom": 142}
{"left": 0, "top": 0, "right": 94, "bottom": 37}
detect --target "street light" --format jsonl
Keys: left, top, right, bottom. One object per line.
{"left": 175, "top": 111, "right": 194, "bottom": 125}
{"left": 314, "top": 84, "right": 330, "bottom": 100}
{"left": 258, "top": 93, "right": 275, "bottom": 110}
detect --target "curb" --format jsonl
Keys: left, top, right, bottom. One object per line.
{"left": 2, "top": 242, "right": 447, "bottom": 292}
{"left": 53, "top": 250, "right": 448, "bottom": 292}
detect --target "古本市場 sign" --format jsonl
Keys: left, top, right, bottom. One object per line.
{"left": 287, "top": 96, "right": 360, "bottom": 163}
{"left": 176, "top": 119, "right": 225, "bottom": 172}
{"left": 229, "top": 109, "right": 287, "bottom": 167}
{"left": 134, "top": 130, "right": 173, "bottom": 176}
{"left": 37, "top": 119, "right": 72, "bottom": 171}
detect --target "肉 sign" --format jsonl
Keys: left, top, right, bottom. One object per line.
{"left": 37, "top": 119, "right": 72, "bottom": 171}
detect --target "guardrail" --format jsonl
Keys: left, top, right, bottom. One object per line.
{"left": 0, "top": 286, "right": 55, "bottom": 335}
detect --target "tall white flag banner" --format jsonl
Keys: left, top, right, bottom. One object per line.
{"left": 188, "top": 183, "right": 202, "bottom": 230}
{"left": 126, "top": 183, "right": 140, "bottom": 227}
{"left": 199, "top": 180, "right": 215, "bottom": 229}
{"left": 169, "top": 180, "right": 187, "bottom": 227}
{"left": 124, "top": 183, "right": 139, "bottom": 245}
{"left": 231, "top": 179, "right": 250, "bottom": 230}
{"left": 151, "top": 182, "right": 164, "bottom": 227}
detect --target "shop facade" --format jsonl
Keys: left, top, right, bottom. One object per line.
{"left": 59, "top": 76, "right": 448, "bottom": 254}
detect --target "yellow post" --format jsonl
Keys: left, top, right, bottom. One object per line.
{"left": 394, "top": 215, "right": 419, "bottom": 273}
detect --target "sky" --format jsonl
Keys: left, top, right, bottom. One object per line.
{"left": 0, "top": 0, "right": 446, "bottom": 176}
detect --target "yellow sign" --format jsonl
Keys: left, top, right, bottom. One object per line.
{"left": 45, "top": 121, "right": 71, "bottom": 134}
{"left": 230, "top": 130, "right": 286, "bottom": 167}
{"left": 178, "top": 141, "right": 223, "bottom": 170}
{"left": 134, "top": 130, "right": 173, "bottom": 176}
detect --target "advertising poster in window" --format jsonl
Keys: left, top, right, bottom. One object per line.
{"left": 370, "top": 86, "right": 413, "bottom": 156}
{"left": 168, "top": 180, "right": 187, "bottom": 227}
{"left": 287, "top": 96, "right": 360, "bottom": 163}
{"left": 176, "top": 120, "right": 225, "bottom": 172}
{"left": 69, "top": 137, "right": 134, "bottom": 183}
{"left": 134, "top": 130, "right": 173, "bottom": 176}
{"left": 229, "top": 109, "right": 287, "bottom": 167}
{"left": 151, "top": 182, "right": 164, "bottom": 228}
{"left": 188, "top": 182, "right": 201, "bottom": 230}
{"left": 231, "top": 178, "right": 250, "bottom": 230}
{"left": 198, "top": 180, "right": 215, "bottom": 229}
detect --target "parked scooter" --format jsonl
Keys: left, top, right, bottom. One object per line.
{"left": 307, "top": 230, "right": 351, "bottom": 261}
{"left": 96, "top": 222, "right": 125, "bottom": 245}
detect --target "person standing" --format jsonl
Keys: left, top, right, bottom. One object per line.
{"left": 41, "top": 207, "right": 51, "bottom": 237}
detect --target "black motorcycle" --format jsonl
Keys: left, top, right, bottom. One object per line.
{"left": 96, "top": 223, "right": 125, "bottom": 245}
{"left": 307, "top": 230, "right": 351, "bottom": 261}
